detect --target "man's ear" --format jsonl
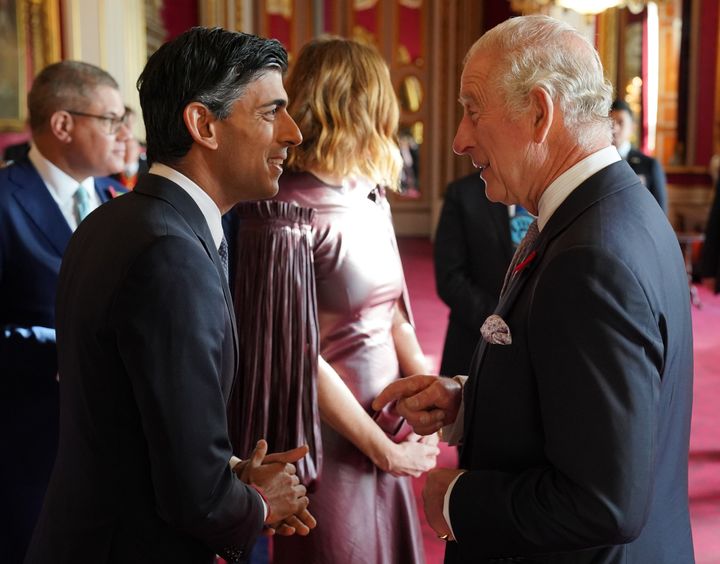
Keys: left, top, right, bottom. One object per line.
{"left": 183, "top": 102, "right": 219, "bottom": 150}
{"left": 528, "top": 86, "right": 554, "bottom": 144}
{"left": 49, "top": 111, "right": 74, "bottom": 144}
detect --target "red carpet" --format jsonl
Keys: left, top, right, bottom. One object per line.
{"left": 398, "top": 236, "right": 720, "bottom": 564}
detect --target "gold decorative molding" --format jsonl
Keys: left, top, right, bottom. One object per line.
{"left": 27, "top": 0, "right": 61, "bottom": 71}
{"left": 145, "top": 0, "right": 166, "bottom": 57}
{"left": 0, "top": 0, "right": 61, "bottom": 131}
{"left": 0, "top": 0, "right": 27, "bottom": 130}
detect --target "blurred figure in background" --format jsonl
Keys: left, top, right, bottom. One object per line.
{"left": 434, "top": 172, "right": 528, "bottom": 376}
{"left": 0, "top": 60, "right": 127, "bottom": 564}
{"left": 610, "top": 98, "right": 667, "bottom": 212}
{"left": 700, "top": 173, "right": 720, "bottom": 293}
{"left": 112, "top": 106, "right": 148, "bottom": 189}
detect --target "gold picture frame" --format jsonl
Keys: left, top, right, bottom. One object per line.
{"left": 0, "top": 0, "right": 27, "bottom": 131}
{"left": 0, "top": 0, "right": 61, "bottom": 132}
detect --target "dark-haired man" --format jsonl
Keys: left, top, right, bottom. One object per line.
{"left": 0, "top": 60, "right": 127, "bottom": 564}
{"left": 610, "top": 98, "right": 667, "bottom": 212}
{"left": 26, "top": 27, "right": 306, "bottom": 564}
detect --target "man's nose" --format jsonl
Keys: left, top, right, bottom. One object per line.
{"left": 116, "top": 121, "right": 132, "bottom": 141}
{"left": 452, "top": 117, "right": 472, "bottom": 156}
{"left": 281, "top": 112, "right": 302, "bottom": 147}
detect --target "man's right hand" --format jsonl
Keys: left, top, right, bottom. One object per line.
{"left": 238, "top": 440, "right": 313, "bottom": 527}
{"left": 373, "top": 374, "right": 463, "bottom": 435}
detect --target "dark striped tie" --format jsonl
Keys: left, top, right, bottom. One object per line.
{"left": 218, "top": 235, "right": 229, "bottom": 282}
{"left": 500, "top": 219, "right": 539, "bottom": 298}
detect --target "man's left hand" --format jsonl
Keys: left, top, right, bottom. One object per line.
{"left": 423, "top": 468, "right": 465, "bottom": 541}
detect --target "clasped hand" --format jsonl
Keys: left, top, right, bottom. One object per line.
{"left": 234, "top": 440, "right": 317, "bottom": 536}
{"left": 373, "top": 376, "right": 465, "bottom": 541}
{"left": 372, "top": 374, "right": 463, "bottom": 435}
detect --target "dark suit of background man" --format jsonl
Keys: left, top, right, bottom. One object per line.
{"left": 0, "top": 60, "right": 128, "bottom": 564}
{"left": 375, "top": 14, "right": 694, "bottom": 564}
{"left": 610, "top": 98, "right": 668, "bottom": 213}
{"left": 434, "top": 173, "right": 514, "bottom": 376}
{"left": 26, "top": 27, "right": 312, "bottom": 564}
{"left": 700, "top": 175, "right": 720, "bottom": 293}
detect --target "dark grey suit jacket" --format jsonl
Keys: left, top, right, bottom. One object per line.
{"left": 446, "top": 161, "right": 694, "bottom": 564}
{"left": 434, "top": 173, "right": 513, "bottom": 376}
{"left": 25, "top": 174, "right": 263, "bottom": 564}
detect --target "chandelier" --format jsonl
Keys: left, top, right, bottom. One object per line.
{"left": 510, "top": 0, "right": 656, "bottom": 15}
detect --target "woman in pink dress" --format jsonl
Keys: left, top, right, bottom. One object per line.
{"left": 269, "top": 37, "right": 440, "bottom": 564}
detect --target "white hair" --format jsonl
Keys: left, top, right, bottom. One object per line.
{"left": 467, "top": 15, "right": 613, "bottom": 148}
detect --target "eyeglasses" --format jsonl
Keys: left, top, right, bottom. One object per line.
{"left": 65, "top": 110, "right": 129, "bottom": 135}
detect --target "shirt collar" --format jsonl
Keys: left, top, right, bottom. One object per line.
{"left": 536, "top": 145, "right": 621, "bottom": 231}
{"left": 28, "top": 143, "right": 96, "bottom": 202}
{"left": 148, "top": 163, "right": 224, "bottom": 249}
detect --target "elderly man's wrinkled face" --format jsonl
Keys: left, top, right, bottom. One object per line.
{"left": 452, "top": 51, "right": 535, "bottom": 211}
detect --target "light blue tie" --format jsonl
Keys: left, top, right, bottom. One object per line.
{"left": 74, "top": 186, "right": 91, "bottom": 223}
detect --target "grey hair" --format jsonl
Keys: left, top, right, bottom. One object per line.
{"left": 27, "top": 61, "right": 119, "bottom": 132}
{"left": 467, "top": 15, "right": 613, "bottom": 148}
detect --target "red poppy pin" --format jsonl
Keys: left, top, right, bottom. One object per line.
{"left": 513, "top": 250, "right": 537, "bottom": 274}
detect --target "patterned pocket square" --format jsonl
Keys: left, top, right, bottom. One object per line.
{"left": 481, "top": 314, "right": 512, "bottom": 345}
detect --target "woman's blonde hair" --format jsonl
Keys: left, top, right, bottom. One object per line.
{"left": 285, "top": 37, "right": 402, "bottom": 189}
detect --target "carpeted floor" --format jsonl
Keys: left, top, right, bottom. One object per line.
{"left": 398, "top": 236, "right": 720, "bottom": 564}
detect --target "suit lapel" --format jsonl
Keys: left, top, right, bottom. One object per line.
{"left": 9, "top": 160, "right": 72, "bottom": 256}
{"left": 133, "top": 175, "right": 240, "bottom": 370}
{"left": 462, "top": 160, "right": 642, "bottom": 454}
{"left": 95, "top": 179, "right": 121, "bottom": 203}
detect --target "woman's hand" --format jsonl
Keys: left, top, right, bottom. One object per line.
{"left": 381, "top": 432, "right": 440, "bottom": 477}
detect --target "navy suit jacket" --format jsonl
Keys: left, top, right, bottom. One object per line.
{"left": 0, "top": 157, "right": 123, "bottom": 562}
{"left": 434, "top": 173, "right": 513, "bottom": 376}
{"left": 25, "top": 173, "right": 263, "bottom": 564}
{"left": 446, "top": 161, "right": 694, "bottom": 564}
{"left": 626, "top": 147, "right": 667, "bottom": 212}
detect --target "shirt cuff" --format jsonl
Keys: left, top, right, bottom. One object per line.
{"left": 443, "top": 471, "right": 466, "bottom": 541}
{"left": 249, "top": 485, "right": 269, "bottom": 521}
{"left": 230, "top": 457, "right": 268, "bottom": 522}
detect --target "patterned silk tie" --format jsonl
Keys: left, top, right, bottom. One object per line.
{"left": 218, "top": 235, "right": 229, "bottom": 282}
{"left": 74, "top": 185, "right": 91, "bottom": 224}
{"left": 500, "top": 219, "right": 539, "bottom": 298}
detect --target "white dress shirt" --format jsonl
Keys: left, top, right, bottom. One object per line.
{"left": 442, "top": 145, "right": 622, "bottom": 540}
{"left": 28, "top": 144, "right": 101, "bottom": 231}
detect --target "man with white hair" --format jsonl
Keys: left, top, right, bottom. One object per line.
{"left": 375, "top": 15, "right": 694, "bottom": 564}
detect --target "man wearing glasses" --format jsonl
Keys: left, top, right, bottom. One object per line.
{"left": 0, "top": 60, "right": 128, "bottom": 564}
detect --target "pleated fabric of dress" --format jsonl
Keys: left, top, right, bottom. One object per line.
{"left": 226, "top": 200, "right": 322, "bottom": 487}
{"left": 269, "top": 171, "right": 426, "bottom": 564}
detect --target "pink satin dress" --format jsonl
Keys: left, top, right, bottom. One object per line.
{"left": 271, "top": 171, "right": 425, "bottom": 564}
